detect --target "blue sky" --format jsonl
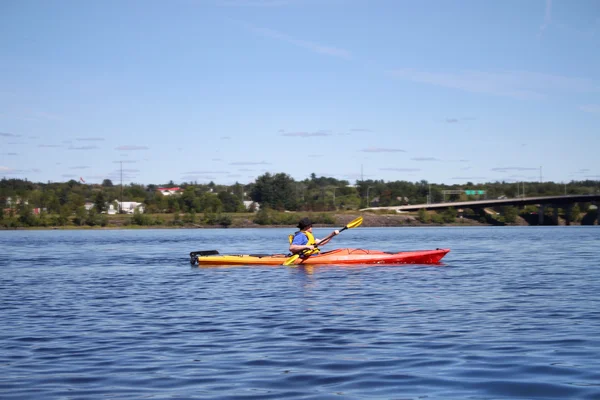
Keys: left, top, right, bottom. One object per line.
{"left": 1, "top": 0, "right": 599, "bottom": 186}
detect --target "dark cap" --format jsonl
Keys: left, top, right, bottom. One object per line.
{"left": 297, "top": 217, "right": 313, "bottom": 230}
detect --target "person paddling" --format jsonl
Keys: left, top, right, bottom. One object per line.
{"left": 289, "top": 217, "right": 339, "bottom": 255}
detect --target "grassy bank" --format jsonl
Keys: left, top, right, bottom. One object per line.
{"left": 2, "top": 209, "right": 497, "bottom": 230}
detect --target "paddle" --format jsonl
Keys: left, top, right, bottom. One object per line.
{"left": 283, "top": 216, "right": 363, "bottom": 266}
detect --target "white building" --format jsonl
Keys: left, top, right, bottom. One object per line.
{"left": 243, "top": 200, "right": 259, "bottom": 212}
{"left": 157, "top": 187, "right": 182, "bottom": 196}
{"left": 108, "top": 201, "right": 145, "bottom": 214}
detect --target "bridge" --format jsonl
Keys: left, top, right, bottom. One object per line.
{"left": 361, "top": 194, "right": 600, "bottom": 225}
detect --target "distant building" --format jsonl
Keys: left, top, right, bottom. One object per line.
{"left": 108, "top": 201, "right": 145, "bottom": 214}
{"left": 6, "top": 197, "right": 27, "bottom": 206}
{"left": 157, "top": 187, "right": 182, "bottom": 196}
{"left": 243, "top": 200, "right": 259, "bottom": 212}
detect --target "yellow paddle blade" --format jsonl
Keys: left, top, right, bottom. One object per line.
{"left": 283, "top": 254, "right": 300, "bottom": 266}
{"left": 346, "top": 216, "right": 363, "bottom": 229}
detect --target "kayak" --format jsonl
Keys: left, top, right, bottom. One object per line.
{"left": 190, "top": 248, "right": 450, "bottom": 266}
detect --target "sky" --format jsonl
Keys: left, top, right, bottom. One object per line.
{"left": 1, "top": 0, "right": 599, "bottom": 187}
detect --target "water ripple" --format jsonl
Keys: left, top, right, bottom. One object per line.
{"left": 1, "top": 227, "right": 600, "bottom": 399}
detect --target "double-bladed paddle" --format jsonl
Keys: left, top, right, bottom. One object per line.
{"left": 283, "top": 216, "right": 363, "bottom": 266}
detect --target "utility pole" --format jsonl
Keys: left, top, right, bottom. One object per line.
{"left": 120, "top": 161, "right": 123, "bottom": 214}
{"left": 367, "top": 186, "right": 374, "bottom": 207}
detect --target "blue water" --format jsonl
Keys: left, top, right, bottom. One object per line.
{"left": 1, "top": 226, "right": 599, "bottom": 399}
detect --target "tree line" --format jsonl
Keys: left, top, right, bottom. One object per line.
{"left": 1, "top": 174, "right": 599, "bottom": 228}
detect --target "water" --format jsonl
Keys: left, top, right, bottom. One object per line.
{"left": 1, "top": 226, "right": 599, "bottom": 399}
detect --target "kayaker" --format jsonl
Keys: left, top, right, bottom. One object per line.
{"left": 289, "top": 217, "right": 339, "bottom": 255}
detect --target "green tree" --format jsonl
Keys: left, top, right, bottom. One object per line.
{"left": 418, "top": 208, "right": 430, "bottom": 223}
{"left": 251, "top": 173, "right": 297, "bottom": 211}
{"left": 73, "top": 206, "right": 87, "bottom": 226}
{"left": 253, "top": 208, "right": 271, "bottom": 225}
{"left": 570, "top": 204, "right": 581, "bottom": 222}
{"left": 180, "top": 187, "right": 198, "bottom": 212}
{"left": 218, "top": 191, "right": 244, "bottom": 212}
{"left": 58, "top": 205, "right": 71, "bottom": 226}
{"left": 85, "top": 208, "right": 99, "bottom": 226}
{"left": 18, "top": 203, "right": 36, "bottom": 227}
{"left": 94, "top": 191, "right": 107, "bottom": 213}
{"left": 183, "top": 210, "right": 197, "bottom": 224}
{"left": 171, "top": 212, "right": 183, "bottom": 226}
{"left": 502, "top": 206, "right": 519, "bottom": 223}
{"left": 441, "top": 207, "right": 457, "bottom": 223}
{"left": 167, "top": 196, "right": 180, "bottom": 213}
{"left": 67, "top": 192, "right": 85, "bottom": 211}
{"left": 199, "top": 193, "right": 223, "bottom": 213}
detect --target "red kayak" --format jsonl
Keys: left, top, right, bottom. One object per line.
{"left": 191, "top": 248, "right": 450, "bottom": 266}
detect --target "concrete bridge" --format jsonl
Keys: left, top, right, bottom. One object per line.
{"left": 361, "top": 194, "right": 600, "bottom": 225}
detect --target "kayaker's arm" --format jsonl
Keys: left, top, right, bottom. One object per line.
{"left": 315, "top": 230, "right": 340, "bottom": 247}
{"left": 289, "top": 243, "right": 316, "bottom": 254}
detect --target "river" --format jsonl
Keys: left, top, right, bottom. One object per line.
{"left": 1, "top": 226, "right": 599, "bottom": 399}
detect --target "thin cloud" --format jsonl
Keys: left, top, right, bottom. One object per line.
{"left": 250, "top": 26, "right": 351, "bottom": 59}
{"left": 221, "top": 136, "right": 232, "bottom": 140}
{"left": 230, "top": 161, "right": 270, "bottom": 165}
{"left": 491, "top": 167, "right": 538, "bottom": 172}
{"left": 0, "top": 132, "right": 21, "bottom": 137}
{"left": 580, "top": 104, "right": 600, "bottom": 114}
{"left": 3, "top": 168, "right": 33, "bottom": 176}
{"left": 181, "top": 174, "right": 218, "bottom": 181}
{"left": 112, "top": 160, "right": 137, "bottom": 164}
{"left": 391, "top": 69, "right": 599, "bottom": 100}
{"left": 282, "top": 131, "right": 333, "bottom": 137}
{"left": 69, "top": 145, "right": 100, "bottom": 150}
{"left": 411, "top": 157, "right": 440, "bottom": 161}
{"left": 380, "top": 168, "right": 420, "bottom": 172}
{"left": 76, "top": 137, "right": 105, "bottom": 141}
{"left": 218, "top": 0, "right": 295, "bottom": 6}
{"left": 351, "top": 128, "right": 373, "bottom": 132}
{"left": 539, "top": 0, "right": 552, "bottom": 38}
{"left": 69, "top": 166, "right": 91, "bottom": 169}
{"left": 115, "top": 145, "right": 149, "bottom": 151}
{"left": 3, "top": 152, "right": 18, "bottom": 156}
{"left": 184, "top": 170, "right": 229, "bottom": 174}
{"left": 362, "top": 147, "right": 406, "bottom": 153}
{"left": 107, "top": 171, "right": 137, "bottom": 181}
{"left": 446, "top": 118, "right": 459, "bottom": 123}
{"left": 28, "top": 111, "right": 63, "bottom": 121}
{"left": 38, "top": 144, "right": 62, "bottom": 148}
{"left": 451, "top": 176, "right": 488, "bottom": 181}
